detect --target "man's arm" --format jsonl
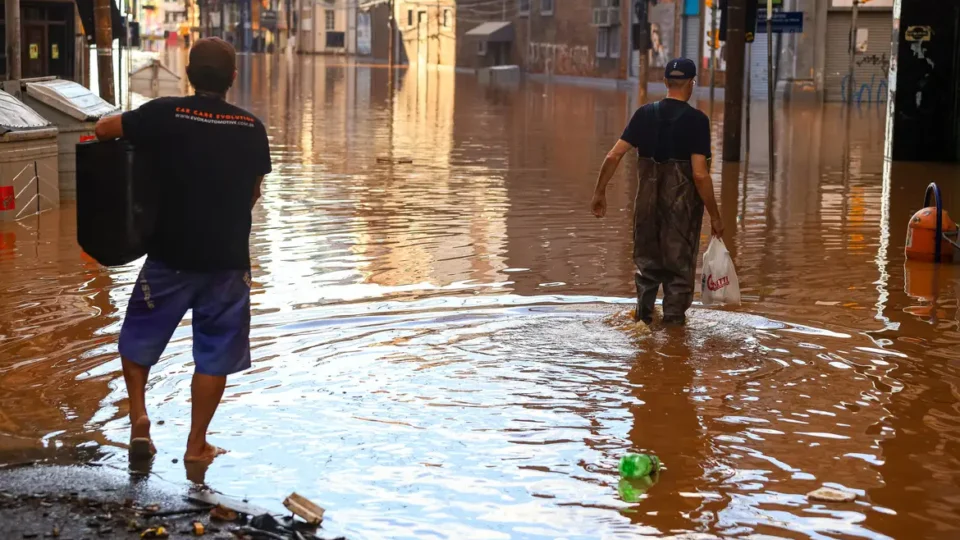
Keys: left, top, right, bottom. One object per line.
{"left": 591, "top": 139, "right": 634, "bottom": 218}
{"left": 252, "top": 176, "right": 264, "bottom": 209}
{"left": 691, "top": 154, "right": 723, "bottom": 238}
{"left": 94, "top": 114, "right": 124, "bottom": 141}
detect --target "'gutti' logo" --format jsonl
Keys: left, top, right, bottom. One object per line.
{"left": 706, "top": 274, "right": 729, "bottom": 291}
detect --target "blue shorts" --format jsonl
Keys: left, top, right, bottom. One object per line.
{"left": 119, "top": 258, "right": 252, "bottom": 376}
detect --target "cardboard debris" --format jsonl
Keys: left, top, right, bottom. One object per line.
{"left": 283, "top": 492, "right": 325, "bottom": 525}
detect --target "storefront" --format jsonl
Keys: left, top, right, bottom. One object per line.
{"left": 824, "top": 0, "right": 894, "bottom": 103}
{"left": 0, "top": 1, "right": 79, "bottom": 80}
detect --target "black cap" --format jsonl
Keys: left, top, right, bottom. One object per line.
{"left": 663, "top": 58, "right": 697, "bottom": 80}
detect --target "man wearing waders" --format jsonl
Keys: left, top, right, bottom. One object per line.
{"left": 591, "top": 58, "right": 723, "bottom": 325}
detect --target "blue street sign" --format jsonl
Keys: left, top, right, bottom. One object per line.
{"left": 757, "top": 10, "right": 804, "bottom": 34}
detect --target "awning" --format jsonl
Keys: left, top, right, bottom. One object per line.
{"left": 75, "top": 0, "right": 126, "bottom": 43}
{"left": 465, "top": 21, "right": 514, "bottom": 43}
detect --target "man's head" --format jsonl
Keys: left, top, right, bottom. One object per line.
{"left": 663, "top": 58, "right": 697, "bottom": 101}
{"left": 186, "top": 38, "right": 237, "bottom": 95}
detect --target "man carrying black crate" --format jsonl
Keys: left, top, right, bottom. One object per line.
{"left": 95, "top": 37, "right": 271, "bottom": 464}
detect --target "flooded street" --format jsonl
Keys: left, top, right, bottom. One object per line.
{"left": 2, "top": 55, "right": 960, "bottom": 539}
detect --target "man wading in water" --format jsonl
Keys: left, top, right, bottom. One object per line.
{"left": 95, "top": 38, "right": 271, "bottom": 464}
{"left": 591, "top": 58, "right": 723, "bottom": 325}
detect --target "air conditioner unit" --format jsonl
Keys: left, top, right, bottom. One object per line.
{"left": 592, "top": 7, "right": 610, "bottom": 27}
{"left": 608, "top": 7, "right": 620, "bottom": 26}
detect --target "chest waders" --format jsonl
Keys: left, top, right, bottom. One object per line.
{"left": 633, "top": 102, "right": 705, "bottom": 324}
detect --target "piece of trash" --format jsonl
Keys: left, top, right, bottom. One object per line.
{"left": 209, "top": 505, "right": 238, "bottom": 522}
{"left": 157, "top": 420, "right": 165, "bottom": 425}
{"left": 283, "top": 493, "right": 325, "bottom": 525}
{"left": 127, "top": 519, "right": 141, "bottom": 532}
{"left": 191, "top": 521, "right": 206, "bottom": 536}
{"left": 144, "top": 504, "right": 161, "bottom": 513}
{"left": 250, "top": 513, "right": 283, "bottom": 533}
{"left": 807, "top": 487, "right": 857, "bottom": 503}
{"left": 99, "top": 527, "right": 114, "bottom": 534}
{"left": 172, "top": 458, "right": 179, "bottom": 464}
{"left": 619, "top": 453, "right": 660, "bottom": 480}
{"left": 189, "top": 491, "right": 269, "bottom": 517}
{"left": 50, "top": 526, "right": 60, "bottom": 538}
{"left": 141, "top": 527, "right": 170, "bottom": 539}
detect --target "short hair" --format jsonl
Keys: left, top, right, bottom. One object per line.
{"left": 187, "top": 65, "right": 233, "bottom": 94}
{"left": 666, "top": 78, "right": 690, "bottom": 89}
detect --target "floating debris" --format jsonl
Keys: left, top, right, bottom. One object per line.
{"left": 807, "top": 487, "right": 857, "bottom": 503}
{"left": 141, "top": 526, "right": 170, "bottom": 538}
{"left": 283, "top": 493, "right": 325, "bottom": 526}
{"left": 209, "top": 505, "right": 238, "bottom": 522}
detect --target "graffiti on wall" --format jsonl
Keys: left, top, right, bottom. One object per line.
{"left": 528, "top": 42, "right": 594, "bottom": 76}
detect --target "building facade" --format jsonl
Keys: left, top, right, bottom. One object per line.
{"left": 298, "top": 0, "right": 357, "bottom": 54}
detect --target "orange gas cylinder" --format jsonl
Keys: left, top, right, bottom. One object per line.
{"left": 906, "top": 183, "right": 959, "bottom": 263}
{"left": 905, "top": 207, "right": 958, "bottom": 262}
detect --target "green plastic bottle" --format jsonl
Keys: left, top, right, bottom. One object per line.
{"left": 619, "top": 453, "right": 660, "bottom": 479}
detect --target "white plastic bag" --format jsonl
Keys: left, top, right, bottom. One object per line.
{"left": 701, "top": 238, "right": 741, "bottom": 306}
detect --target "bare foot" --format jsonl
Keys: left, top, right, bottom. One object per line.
{"left": 129, "top": 415, "right": 156, "bottom": 459}
{"left": 184, "top": 443, "right": 226, "bottom": 463}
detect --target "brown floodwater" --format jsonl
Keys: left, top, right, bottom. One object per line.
{"left": 2, "top": 54, "right": 960, "bottom": 539}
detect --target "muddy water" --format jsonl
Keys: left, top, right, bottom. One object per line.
{"left": 2, "top": 55, "right": 960, "bottom": 539}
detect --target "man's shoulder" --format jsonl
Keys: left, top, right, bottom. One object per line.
{"left": 220, "top": 102, "right": 265, "bottom": 126}
{"left": 685, "top": 104, "right": 709, "bottom": 123}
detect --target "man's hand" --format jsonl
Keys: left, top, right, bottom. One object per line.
{"left": 94, "top": 114, "right": 124, "bottom": 141}
{"left": 711, "top": 216, "right": 724, "bottom": 238}
{"left": 591, "top": 192, "right": 607, "bottom": 218}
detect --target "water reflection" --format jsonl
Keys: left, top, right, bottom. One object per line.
{"left": 0, "top": 55, "right": 959, "bottom": 538}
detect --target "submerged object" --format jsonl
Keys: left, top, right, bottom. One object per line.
{"left": 906, "top": 183, "right": 960, "bottom": 263}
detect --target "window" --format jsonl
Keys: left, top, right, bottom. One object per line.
{"left": 418, "top": 11, "right": 426, "bottom": 23}
{"left": 407, "top": 9, "right": 413, "bottom": 26}
{"left": 541, "top": 0, "right": 554, "bottom": 15}
{"left": 325, "top": 10, "right": 335, "bottom": 31}
{"left": 477, "top": 41, "right": 487, "bottom": 55}
{"left": 596, "top": 25, "right": 620, "bottom": 59}
{"left": 519, "top": 0, "right": 530, "bottom": 15}
{"left": 596, "top": 27, "right": 609, "bottom": 57}
{"left": 442, "top": 9, "right": 451, "bottom": 27}
{"left": 609, "top": 24, "right": 620, "bottom": 58}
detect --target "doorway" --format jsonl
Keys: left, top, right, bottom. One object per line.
{"left": 22, "top": 24, "right": 47, "bottom": 78}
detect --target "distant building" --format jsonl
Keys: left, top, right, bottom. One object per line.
{"left": 297, "top": 0, "right": 357, "bottom": 54}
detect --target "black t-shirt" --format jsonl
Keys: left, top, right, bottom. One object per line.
{"left": 122, "top": 95, "right": 271, "bottom": 271}
{"left": 620, "top": 98, "right": 711, "bottom": 162}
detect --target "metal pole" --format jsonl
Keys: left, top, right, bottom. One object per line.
{"left": 96, "top": 0, "right": 116, "bottom": 104}
{"left": 721, "top": 0, "right": 746, "bottom": 162}
{"left": 638, "top": 1, "right": 649, "bottom": 105}
{"left": 5, "top": 0, "right": 22, "bottom": 80}
{"left": 387, "top": 0, "right": 395, "bottom": 66}
{"left": 846, "top": 0, "right": 859, "bottom": 104}
{"left": 673, "top": 0, "right": 682, "bottom": 60}
{"left": 745, "top": 42, "right": 751, "bottom": 162}
{"left": 766, "top": 0, "right": 774, "bottom": 182}
{"left": 502, "top": 0, "right": 506, "bottom": 21}
{"left": 697, "top": 0, "right": 706, "bottom": 77}
{"left": 709, "top": 0, "right": 717, "bottom": 103}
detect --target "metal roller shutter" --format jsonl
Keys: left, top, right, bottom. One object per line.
{"left": 824, "top": 11, "right": 894, "bottom": 103}
{"left": 683, "top": 15, "right": 699, "bottom": 59}
{"left": 747, "top": 33, "right": 769, "bottom": 99}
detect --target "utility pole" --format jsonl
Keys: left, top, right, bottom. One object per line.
{"left": 502, "top": 0, "right": 506, "bottom": 21}
{"left": 766, "top": 0, "right": 774, "bottom": 182}
{"left": 846, "top": 0, "right": 859, "bottom": 104}
{"left": 721, "top": 0, "right": 746, "bottom": 162}
{"left": 96, "top": 0, "right": 116, "bottom": 104}
{"left": 637, "top": 1, "right": 649, "bottom": 105}
{"left": 708, "top": 0, "right": 717, "bottom": 103}
{"left": 5, "top": 0, "right": 21, "bottom": 80}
